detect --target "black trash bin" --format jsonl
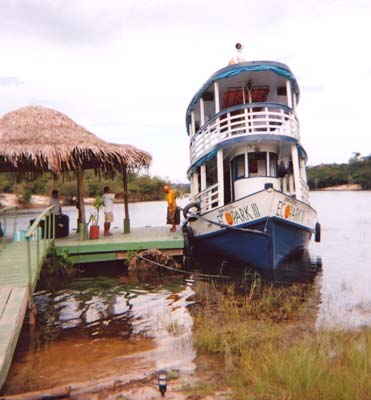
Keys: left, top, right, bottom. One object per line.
{"left": 55, "top": 214, "right": 69, "bottom": 237}
{"left": 29, "top": 214, "right": 69, "bottom": 238}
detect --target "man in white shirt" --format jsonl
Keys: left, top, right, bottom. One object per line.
{"left": 102, "top": 186, "right": 115, "bottom": 236}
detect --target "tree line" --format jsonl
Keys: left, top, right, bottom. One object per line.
{"left": 307, "top": 153, "right": 371, "bottom": 190}
{"left": 0, "top": 171, "right": 190, "bottom": 205}
{"left": 1, "top": 152, "right": 369, "bottom": 204}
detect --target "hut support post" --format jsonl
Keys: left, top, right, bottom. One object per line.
{"left": 77, "top": 167, "right": 88, "bottom": 240}
{"left": 123, "top": 167, "right": 130, "bottom": 234}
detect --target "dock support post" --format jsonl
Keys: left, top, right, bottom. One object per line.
{"left": 26, "top": 237, "right": 33, "bottom": 309}
{"left": 76, "top": 167, "right": 88, "bottom": 240}
{"left": 2, "top": 211, "right": 7, "bottom": 248}
{"left": 123, "top": 166, "right": 130, "bottom": 234}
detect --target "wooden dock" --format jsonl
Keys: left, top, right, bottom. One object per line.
{"left": 0, "top": 225, "right": 184, "bottom": 390}
{"left": 54, "top": 226, "right": 184, "bottom": 264}
{"left": 0, "top": 239, "right": 51, "bottom": 389}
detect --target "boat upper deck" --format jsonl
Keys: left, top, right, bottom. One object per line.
{"left": 186, "top": 61, "right": 302, "bottom": 166}
{"left": 189, "top": 103, "right": 299, "bottom": 164}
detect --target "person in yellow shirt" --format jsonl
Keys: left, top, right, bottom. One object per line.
{"left": 163, "top": 185, "right": 177, "bottom": 232}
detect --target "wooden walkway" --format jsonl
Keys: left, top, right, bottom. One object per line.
{"left": 0, "top": 225, "right": 184, "bottom": 390}
{"left": 55, "top": 226, "right": 184, "bottom": 264}
{"left": 0, "top": 240, "right": 51, "bottom": 390}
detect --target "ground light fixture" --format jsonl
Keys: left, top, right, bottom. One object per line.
{"left": 157, "top": 369, "right": 168, "bottom": 396}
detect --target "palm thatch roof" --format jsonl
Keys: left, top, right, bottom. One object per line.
{"left": 0, "top": 105, "right": 151, "bottom": 177}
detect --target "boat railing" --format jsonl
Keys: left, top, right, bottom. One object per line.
{"left": 190, "top": 103, "right": 299, "bottom": 163}
{"left": 299, "top": 178, "right": 309, "bottom": 203}
{"left": 192, "top": 183, "right": 220, "bottom": 213}
{"left": 0, "top": 206, "right": 18, "bottom": 251}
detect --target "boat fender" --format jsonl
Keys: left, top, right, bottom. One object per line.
{"left": 314, "top": 222, "right": 321, "bottom": 242}
{"left": 183, "top": 202, "right": 201, "bottom": 222}
{"left": 182, "top": 225, "right": 195, "bottom": 269}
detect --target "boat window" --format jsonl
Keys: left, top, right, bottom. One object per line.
{"left": 222, "top": 86, "right": 270, "bottom": 109}
{"left": 232, "top": 154, "right": 245, "bottom": 180}
{"left": 251, "top": 86, "right": 270, "bottom": 102}
{"left": 248, "top": 152, "right": 267, "bottom": 177}
{"left": 223, "top": 88, "right": 245, "bottom": 108}
{"left": 269, "top": 152, "right": 277, "bottom": 177}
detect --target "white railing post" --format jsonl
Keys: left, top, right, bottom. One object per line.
{"left": 214, "top": 82, "right": 220, "bottom": 113}
{"left": 191, "top": 111, "right": 195, "bottom": 135}
{"left": 291, "top": 143, "right": 301, "bottom": 199}
{"left": 217, "top": 149, "right": 224, "bottom": 207}
{"left": 200, "top": 165, "right": 207, "bottom": 191}
{"left": 191, "top": 171, "right": 199, "bottom": 197}
{"left": 200, "top": 98, "right": 205, "bottom": 126}
{"left": 286, "top": 80, "right": 292, "bottom": 108}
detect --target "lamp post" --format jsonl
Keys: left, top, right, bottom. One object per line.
{"left": 157, "top": 369, "right": 168, "bottom": 397}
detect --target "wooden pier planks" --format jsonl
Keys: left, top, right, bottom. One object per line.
{"left": 0, "top": 286, "right": 29, "bottom": 390}
{"left": 55, "top": 226, "right": 184, "bottom": 264}
{"left": 0, "top": 240, "right": 52, "bottom": 390}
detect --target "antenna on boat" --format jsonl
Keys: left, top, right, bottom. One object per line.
{"left": 228, "top": 43, "right": 246, "bottom": 65}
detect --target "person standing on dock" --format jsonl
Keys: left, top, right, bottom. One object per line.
{"left": 49, "top": 189, "right": 62, "bottom": 215}
{"left": 163, "top": 185, "right": 178, "bottom": 232}
{"left": 102, "top": 186, "right": 115, "bottom": 236}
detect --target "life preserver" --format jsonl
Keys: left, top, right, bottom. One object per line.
{"left": 183, "top": 202, "right": 201, "bottom": 222}
{"left": 314, "top": 222, "right": 321, "bottom": 243}
{"left": 182, "top": 224, "right": 195, "bottom": 269}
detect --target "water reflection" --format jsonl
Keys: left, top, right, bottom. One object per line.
{"left": 196, "top": 248, "right": 322, "bottom": 288}
{"left": 2, "top": 272, "right": 195, "bottom": 395}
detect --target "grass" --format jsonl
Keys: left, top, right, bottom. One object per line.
{"left": 182, "top": 381, "right": 220, "bottom": 398}
{"left": 190, "top": 279, "right": 371, "bottom": 400}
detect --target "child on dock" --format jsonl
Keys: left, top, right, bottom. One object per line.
{"left": 102, "top": 186, "right": 115, "bottom": 236}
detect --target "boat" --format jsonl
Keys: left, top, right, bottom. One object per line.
{"left": 182, "top": 44, "right": 320, "bottom": 270}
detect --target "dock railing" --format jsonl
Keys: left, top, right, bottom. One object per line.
{"left": 25, "top": 205, "right": 55, "bottom": 305}
{"left": 0, "top": 207, "right": 18, "bottom": 251}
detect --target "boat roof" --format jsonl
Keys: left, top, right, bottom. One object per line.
{"left": 186, "top": 60, "right": 300, "bottom": 124}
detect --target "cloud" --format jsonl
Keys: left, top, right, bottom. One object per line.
{"left": 0, "top": 0, "right": 128, "bottom": 45}
{"left": 301, "top": 85, "right": 326, "bottom": 92}
{"left": 0, "top": 0, "right": 292, "bottom": 47}
{"left": 0, "top": 77, "right": 25, "bottom": 86}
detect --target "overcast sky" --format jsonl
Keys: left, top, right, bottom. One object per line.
{"left": 1, "top": 0, "right": 370, "bottom": 181}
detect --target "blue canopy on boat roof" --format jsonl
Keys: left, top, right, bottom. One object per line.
{"left": 186, "top": 61, "right": 300, "bottom": 126}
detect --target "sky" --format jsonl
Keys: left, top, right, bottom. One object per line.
{"left": 0, "top": 0, "right": 370, "bottom": 182}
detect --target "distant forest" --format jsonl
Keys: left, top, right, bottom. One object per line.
{"left": 0, "top": 171, "right": 190, "bottom": 204}
{"left": 307, "top": 153, "right": 371, "bottom": 190}
{"left": 1, "top": 153, "right": 370, "bottom": 205}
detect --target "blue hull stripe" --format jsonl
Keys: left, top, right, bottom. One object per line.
{"left": 194, "top": 217, "right": 312, "bottom": 270}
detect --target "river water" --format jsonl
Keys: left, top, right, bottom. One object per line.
{"left": 2, "top": 191, "right": 371, "bottom": 396}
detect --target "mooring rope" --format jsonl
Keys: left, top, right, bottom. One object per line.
{"left": 135, "top": 254, "right": 231, "bottom": 279}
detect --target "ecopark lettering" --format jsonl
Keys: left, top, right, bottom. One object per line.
{"left": 217, "top": 203, "right": 261, "bottom": 226}
{"left": 275, "top": 200, "right": 304, "bottom": 223}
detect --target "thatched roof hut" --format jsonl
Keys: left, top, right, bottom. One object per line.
{"left": 0, "top": 106, "right": 151, "bottom": 176}
{"left": 0, "top": 106, "right": 152, "bottom": 231}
